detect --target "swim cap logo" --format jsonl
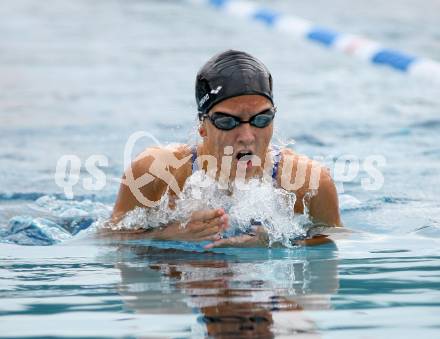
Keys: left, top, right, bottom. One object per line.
{"left": 198, "top": 86, "right": 223, "bottom": 108}
{"left": 210, "top": 86, "right": 222, "bottom": 94}
{"left": 199, "top": 93, "right": 209, "bottom": 108}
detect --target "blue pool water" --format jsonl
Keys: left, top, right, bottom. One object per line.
{"left": 1, "top": 0, "right": 440, "bottom": 337}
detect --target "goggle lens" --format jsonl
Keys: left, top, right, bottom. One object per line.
{"left": 213, "top": 115, "right": 240, "bottom": 130}
{"left": 204, "top": 108, "right": 276, "bottom": 131}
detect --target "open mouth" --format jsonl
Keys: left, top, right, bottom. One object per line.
{"left": 236, "top": 151, "right": 254, "bottom": 169}
{"left": 236, "top": 151, "right": 253, "bottom": 161}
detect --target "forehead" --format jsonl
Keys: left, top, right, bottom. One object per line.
{"left": 209, "top": 95, "right": 272, "bottom": 115}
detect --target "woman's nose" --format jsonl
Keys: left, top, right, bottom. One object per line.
{"left": 236, "top": 123, "right": 255, "bottom": 145}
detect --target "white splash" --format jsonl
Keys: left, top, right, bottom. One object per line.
{"left": 109, "top": 170, "right": 314, "bottom": 246}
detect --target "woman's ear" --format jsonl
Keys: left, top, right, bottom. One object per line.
{"left": 199, "top": 123, "right": 207, "bottom": 137}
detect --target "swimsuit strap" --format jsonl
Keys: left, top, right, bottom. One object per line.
{"left": 191, "top": 145, "right": 199, "bottom": 173}
{"left": 271, "top": 146, "right": 281, "bottom": 181}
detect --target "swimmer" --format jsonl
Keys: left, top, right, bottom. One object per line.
{"left": 110, "top": 50, "right": 342, "bottom": 247}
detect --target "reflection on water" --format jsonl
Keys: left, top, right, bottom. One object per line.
{"left": 2, "top": 235, "right": 439, "bottom": 337}
{"left": 115, "top": 241, "right": 338, "bottom": 337}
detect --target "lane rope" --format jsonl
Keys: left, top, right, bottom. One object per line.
{"left": 188, "top": 0, "right": 440, "bottom": 81}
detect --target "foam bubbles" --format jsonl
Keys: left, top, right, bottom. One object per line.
{"left": 111, "top": 170, "right": 314, "bottom": 247}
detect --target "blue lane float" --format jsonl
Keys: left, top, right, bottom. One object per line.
{"left": 307, "top": 27, "right": 340, "bottom": 46}
{"left": 371, "top": 49, "right": 417, "bottom": 72}
{"left": 188, "top": 0, "right": 440, "bottom": 80}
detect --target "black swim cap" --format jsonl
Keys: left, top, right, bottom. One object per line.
{"left": 195, "top": 50, "right": 274, "bottom": 119}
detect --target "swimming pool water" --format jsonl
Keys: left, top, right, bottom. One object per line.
{"left": 1, "top": 0, "right": 440, "bottom": 337}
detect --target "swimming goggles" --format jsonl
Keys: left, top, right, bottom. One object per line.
{"left": 201, "top": 107, "right": 276, "bottom": 131}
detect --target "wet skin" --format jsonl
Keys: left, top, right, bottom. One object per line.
{"left": 110, "top": 95, "right": 342, "bottom": 247}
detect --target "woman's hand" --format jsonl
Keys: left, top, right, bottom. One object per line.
{"left": 204, "top": 226, "right": 269, "bottom": 249}
{"left": 203, "top": 226, "right": 333, "bottom": 249}
{"left": 149, "top": 208, "right": 229, "bottom": 242}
